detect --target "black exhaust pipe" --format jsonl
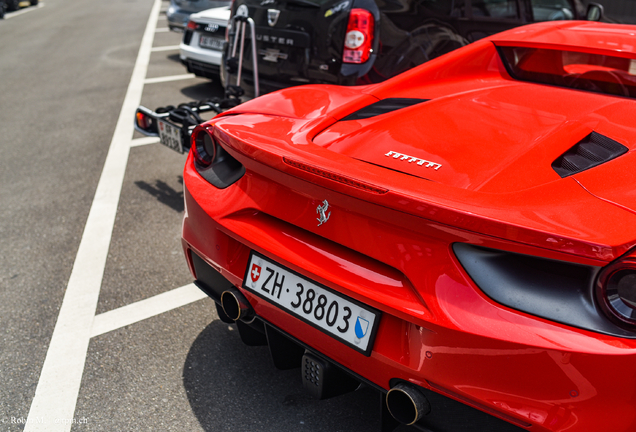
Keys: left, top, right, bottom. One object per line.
{"left": 386, "top": 382, "right": 431, "bottom": 425}
{"left": 220, "top": 288, "right": 253, "bottom": 322}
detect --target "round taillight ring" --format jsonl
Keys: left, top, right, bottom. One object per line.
{"left": 596, "top": 257, "right": 636, "bottom": 328}
{"left": 191, "top": 125, "right": 217, "bottom": 167}
{"left": 344, "top": 30, "right": 365, "bottom": 49}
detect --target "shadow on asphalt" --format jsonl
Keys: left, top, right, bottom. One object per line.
{"left": 134, "top": 176, "right": 184, "bottom": 213}
{"left": 167, "top": 53, "right": 183, "bottom": 64}
{"left": 182, "top": 320, "right": 388, "bottom": 432}
{"left": 180, "top": 81, "right": 225, "bottom": 101}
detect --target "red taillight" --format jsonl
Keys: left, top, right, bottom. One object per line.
{"left": 191, "top": 125, "right": 217, "bottom": 167}
{"left": 597, "top": 256, "right": 636, "bottom": 328}
{"left": 135, "top": 111, "right": 152, "bottom": 130}
{"left": 343, "top": 8, "right": 374, "bottom": 64}
{"left": 187, "top": 20, "right": 197, "bottom": 30}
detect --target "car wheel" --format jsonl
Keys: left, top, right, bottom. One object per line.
{"left": 0, "top": 1, "right": 5, "bottom": 19}
{"left": 31, "top": 0, "right": 39, "bottom": 5}
{"left": 6, "top": 0, "right": 18, "bottom": 11}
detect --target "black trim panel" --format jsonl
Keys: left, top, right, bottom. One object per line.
{"left": 341, "top": 98, "right": 429, "bottom": 121}
{"left": 453, "top": 243, "right": 636, "bottom": 338}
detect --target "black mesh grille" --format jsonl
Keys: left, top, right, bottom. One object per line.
{"left": 340, "top": 98, "right": 428, "bottom": 121}
{"left": 552, "top": 132, "right": 628, "bottom": 178}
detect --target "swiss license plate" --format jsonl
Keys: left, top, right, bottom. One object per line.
{"left": 157, "top": 119, "right": 183, "bottom": 153}
{"left": 199, "top": 35, "right": 224, "bottom": 50}
{"left": 243, "top": 252, "right": 380, "bottom": 356}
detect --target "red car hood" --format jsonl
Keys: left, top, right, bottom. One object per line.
{"left": 219, "top": 79, "right": 636, "bottom": 258}
{"left": 313, "top": 82, "right": 636, "bottom": 194}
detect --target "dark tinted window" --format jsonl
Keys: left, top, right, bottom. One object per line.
{"left": 471, "top": 0, "right": 518, "bottom": 19}
{"left": 530, "top": 0, "right": 574, "bottom": 21}
{"left": 420, "top": 0, "right": 463, "bottom": 16}
{"left": 498, "top": 45, "right": 636, "bottom": 98}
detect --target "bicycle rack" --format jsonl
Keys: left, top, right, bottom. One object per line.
{"left": 225, "top": 14, "right": 260, "bottom": 99}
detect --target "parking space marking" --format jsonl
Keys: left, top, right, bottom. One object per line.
{"left": 145, "top": 73, "right": 196, "bottom": 84}
{"left": 24, "top": 0, "right": 163, "bottom": 430}
{"left": 4, "top": 1, "right": 45, "bottom": 19}
{"left": 131, "top": 136, "right": 160, "bottom": 147}
{"left": 151, "top": 44, "right": 180, "bottom": 52}
{"left": 91, "top": 284, "right": 207, "bottom": 338}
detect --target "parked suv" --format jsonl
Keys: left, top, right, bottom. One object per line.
{"left": 221, "top": 0, "right": 601, "bottom": 96}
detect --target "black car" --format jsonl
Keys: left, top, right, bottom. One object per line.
{"left": 221, "top": 0, "right": 602, "bottom": 96}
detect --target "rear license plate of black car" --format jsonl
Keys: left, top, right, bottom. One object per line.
{"left": 199, "top": 35, "right": 224, "bottom": 50}
{"left": 243, "top": 251, "right": 380, "bottom": 356}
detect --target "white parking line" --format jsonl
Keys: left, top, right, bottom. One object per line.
{"left": 151, "top": 44, "right": 180, "bottom": 52}
{"left": 91, "top": 284, "right": 207, "bottom": 338}
{"left": 24, "top": 0, "right": 163, "bottom": 430}
{"left": 4, "top": 2, "right": 45, "bottom": 19}
{"left": 131, "top": 136, "right": 160, "bottom": 147}
{"left": 145, "top": 73, "right": 195, "bottom": 84}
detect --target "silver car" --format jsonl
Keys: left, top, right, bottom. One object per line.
{"left": 167, "top": 0, "right": 230, "bottom": 32}
{"left": 180, "top": 6, "right": 231, "bottom": 79}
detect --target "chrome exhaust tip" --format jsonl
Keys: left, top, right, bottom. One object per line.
{"left": 386, "top": 382, "right": 431, "bottom": 425}
{"left": 220, "top": 288, "right": 253, "bottom": 322}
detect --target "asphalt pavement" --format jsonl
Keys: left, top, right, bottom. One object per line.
{"left": 0, "top": 1, "right": 411, "bottom": 431}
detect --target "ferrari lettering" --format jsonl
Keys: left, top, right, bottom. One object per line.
{"left": 385, "top": 150, "right": 442, "bottom": 170}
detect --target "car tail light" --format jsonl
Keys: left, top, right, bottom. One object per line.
{"left": 186, "top": 20, "right": 197, "bottom": 30}
{"left": 596, "top": 255, "right": 636, "bottom": 328}
{"left": 191, "top": 125, "right": 217, "bottom": 167}
{"left": 136, "top": 111, "right": 152, "bottom": 130}
{"left": 342, "top": 9, "right": 374, "bottom": 64}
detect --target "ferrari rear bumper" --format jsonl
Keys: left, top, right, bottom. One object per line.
{"left": 187, "top": 247, "right": 530, "bottom": 432}
{"left": 182, "top": 179, "right": 636, "bottom": 432}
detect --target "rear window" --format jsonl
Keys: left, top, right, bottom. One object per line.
{"left": 472, "top": 0, "right": 519, "bottom": 19}
{"left": 498, "top": 46, "right": 636, "bottom": 98}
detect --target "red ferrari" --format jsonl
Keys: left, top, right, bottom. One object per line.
{"left": 181, "top": 21, "right": 636, "bottom": 432}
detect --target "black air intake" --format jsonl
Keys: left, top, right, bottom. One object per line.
{"left": 341, "top": 98, "right": 428, "bottom": 121}
{"left": 552, "top": 131, "right": 627, "bottom": 177}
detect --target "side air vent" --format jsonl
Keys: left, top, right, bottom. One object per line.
{"left": 341, "top": 98, "right": 428, "bottom": 121}
{"left": 552, "top": 132, "right": 628, "bottom": 178}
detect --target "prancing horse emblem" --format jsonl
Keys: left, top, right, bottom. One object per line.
{"left": 316, "top": 200, "right": 331, "bottom": 226}
{"left": 267, "top": 9, "right": 280, "bottom": 27}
